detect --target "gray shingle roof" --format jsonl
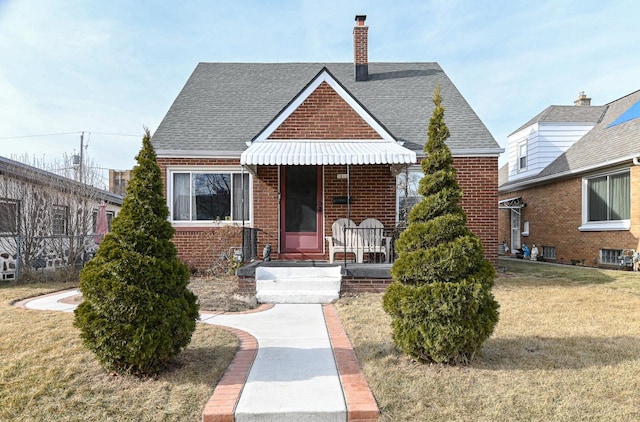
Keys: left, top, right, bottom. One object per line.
{"left": 499, "top": 89, "right": 640, "bottom": 190}
{"left": 151, "top": 62, "right": 500, "bottom": 155}
{"left": 510, "top": 105, "right": 607, "bottom": 135}
{"left": 0, "top": 156, "right": 123, "bottom": 205}
{"left": 537, "top": 90, "right": 640, "bottom": 178}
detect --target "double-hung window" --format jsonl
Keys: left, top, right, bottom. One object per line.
{"left": 52, "top": 205, "right": 69, "bottom": 235}
{"left": 92, "top": 210, "right": 115, "bottom": 232}
{"left": 0, "top": 199, "right": 18, "bottom": 233}
{"left": 581, "top": 169, "right": 630, "bottom": 231}
{"left": 396, "top": 167, "right": 423, "bottom": 225}
{"left": 170, "top": 170, "right": 250, "bottom": 223}
{"left": 518, "top": 142, "right": 527, "bottom": 171}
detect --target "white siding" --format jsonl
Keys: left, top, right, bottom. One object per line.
{"left": 507, "top": 123, "right": 595, "bottom": 182}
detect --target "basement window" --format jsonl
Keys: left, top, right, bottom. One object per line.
{"left": 542, "top": 246, "right": 556, "bottom": 260}
{"left": 600, "top": 248, "right": 623, "bottom": 265}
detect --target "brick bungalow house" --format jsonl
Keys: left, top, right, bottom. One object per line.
{"left": 498, "top": 90, "right": 640, "bottom": 267}
{"left": 151, "top": 16, "right": 502, "bottom": 281}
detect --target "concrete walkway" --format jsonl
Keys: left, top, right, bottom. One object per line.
{"left": 18, "top": 290, "right": 378, "bottom": 422}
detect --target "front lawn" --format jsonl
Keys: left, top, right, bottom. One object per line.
{"left": 336, "top": 259, "right": 640, "bottom": 421}
{"left": 0, "top": 281, "right": 238, "bottom": 421}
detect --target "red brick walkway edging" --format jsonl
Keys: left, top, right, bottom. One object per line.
{"left": 323, "top": 304, "right": 380, "bottom": 422}
{"left": 201, "top": 326, "right": 258, "bottom": 422}
{"left": 202, "top": 303, "right": 379, "bottom": 422}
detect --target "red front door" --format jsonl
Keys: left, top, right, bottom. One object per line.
{"left": 281, "top": 166, "right": 322, "bottom": 253}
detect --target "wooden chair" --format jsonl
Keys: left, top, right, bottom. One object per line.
{"left": 358, "top": 218, "right": 392, "bottom": 263}
{"left": 326, "top": 218, "right": 359, "bottom": 263}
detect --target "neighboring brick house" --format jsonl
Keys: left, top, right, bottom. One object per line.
{"left": 498, "top": 90, "right": 640, "bottom": 267}
{"left": 151, "top": 16, "right": 502, "bottom": 271}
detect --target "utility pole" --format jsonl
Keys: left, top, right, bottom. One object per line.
{"left": 79, "top": 131, "right": 84, "bottom": 184}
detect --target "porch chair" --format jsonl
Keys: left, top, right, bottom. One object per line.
{"left": 326, "top": 218, "right": 359, "bottom": 263}
{"left": 358, "top": 218, "right": 392, "bottom": 263}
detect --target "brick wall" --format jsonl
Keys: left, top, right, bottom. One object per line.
{"left": 157, "top": 155, "right": 500, "bottom": 269}
{"left": 268, "top": 82, "right": 381, "bottom": 140}
{"left": 498, "top": 165, "right": 640, "bottom": 266}
{"left": 173, "top": 226, "right": 244, "bottom": 271}
{"left": 323, "top": 165, "right": 397, "bottom": 231}
{"left": 253, "top": 165, "right": 279, "bottom": 255}
{"left": 454, "top": 156, "right": 500, "bottom": 265}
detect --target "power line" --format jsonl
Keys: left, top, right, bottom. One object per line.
{"left": 0, "top": 131, "right": 140, "bottom": 140}
{"left": 90, "top": 132, "right": 139, "bottom": 137}
{"left": 0, "top": 131, "right": 82, "bottom": 140}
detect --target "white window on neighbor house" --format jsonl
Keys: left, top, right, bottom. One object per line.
{"left": 600, "top": 248, "right": 623, "bottom": 265}
{"left": 52, "top": 205, "right": 69, "bottom": 235}
{"left": 0, "top": 199, "right": 18, "bottom": 233}
{"left": 169, "top": 170, "right": 251, "bottom": 223}
{"left": 581, "top": 169, "right": 630, "bottom": 231}
{"left": 518, "top": 141, "right": 528, "bottom": 172}
{"left": 396, "top": 167, "right": 423, "bottom": 225}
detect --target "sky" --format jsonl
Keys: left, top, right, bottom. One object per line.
{"left": 1, "top": 0, "right": 638, "bottom": 188}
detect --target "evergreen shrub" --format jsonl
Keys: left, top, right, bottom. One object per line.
{"left": 383, "top": 86, "right": 499, "bottom": 364}
{"left": 74, "top": 129, "right": 199, "bottom": 375}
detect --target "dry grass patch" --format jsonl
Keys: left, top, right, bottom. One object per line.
{"left": 337, "top": 260, "right": 640, "bottom": 421}
{"left": 0, "top": 282, "right": 238, "bottom": 421}
{"left": 189, "top": 275, "right": 256, "bottom": 312}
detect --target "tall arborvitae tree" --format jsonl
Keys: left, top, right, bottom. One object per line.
{"left": 383, "top": 86, "right": 499, "bottom": 364}
{"left": 74, "top": 129, "right": 199, "bottom": 375}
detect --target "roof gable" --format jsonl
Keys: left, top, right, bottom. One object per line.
{"left": 254, "top": 68, "right": 391, "bottom": 143}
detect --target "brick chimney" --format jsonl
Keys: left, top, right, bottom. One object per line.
{"left": 354, "top": 15, "right": 368, "bottom": 81}
{"left": 574, "top": 91, "right": 591, "bottom": 106}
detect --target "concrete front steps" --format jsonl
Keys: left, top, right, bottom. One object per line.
{"left": 255, "top": 266, "right": 342, "bottom": 304}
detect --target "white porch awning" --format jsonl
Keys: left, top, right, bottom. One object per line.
{"left": 498, "top": 197, "right": 525, "bottom": 213}
{"left": 240, "top": 141, "right": 417, "bottom": 166}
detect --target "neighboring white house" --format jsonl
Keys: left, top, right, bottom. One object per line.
{"left": 0, "top": 155, "right": 123, "bottom": 279}
{"left": 506, "top": 92, "right": 608, "bottom": 183}
{"left": 498, "top": 90, "right": 640, "bottom": 267}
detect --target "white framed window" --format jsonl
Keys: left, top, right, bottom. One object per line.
{"left": 0, "top": 199, "right": 18, "bottom": 233}
{"left": 396, "top": 166, "right": 423, "bottom": 225}
{"left": 518, "top": 142, "right": 527, "bottom": 171}
{"left": 168, "top": 169, "right": 251, "bottom": 224}
{"left": 522, "top": 220, "right": 530, "bottom": 236}
{"left": 580, "top": 169, "right": 630, "bottom": 231}
{"left": 52, "top": 205, "right": 69, "bottom": 235}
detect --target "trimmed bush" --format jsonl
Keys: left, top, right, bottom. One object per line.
{"left": 383, "top": 86, "right": 499, "bottom": 364}
{"left": 74, "top": 129, "right": 199, "bottom": 375}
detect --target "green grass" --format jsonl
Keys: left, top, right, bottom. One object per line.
{"left": 337, "top": 259, "right": 640, "bottom": 421}
{"left": 0, "top": 282, "right": 238, "bottom": 421}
